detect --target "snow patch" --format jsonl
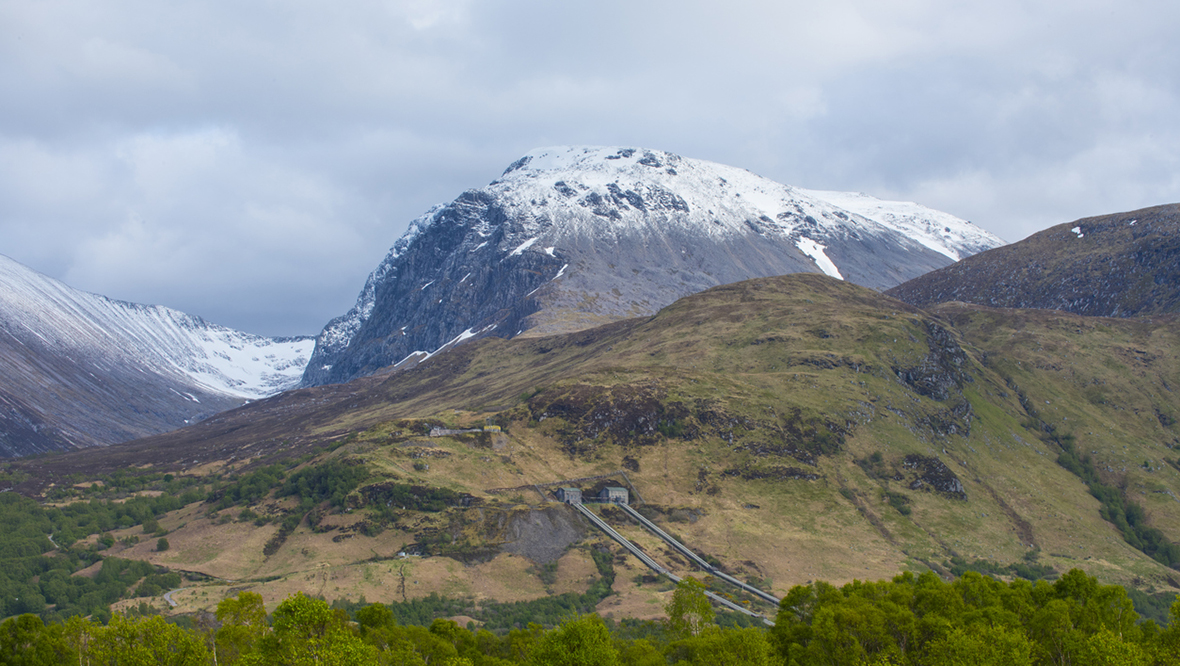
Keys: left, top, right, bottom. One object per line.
{"left": 509, "top": 237, "right": 539, "bottom": 257}
{"left": 451, "top": 328, "right": 478, "bottom": 345}
{"left": 1071, "top": 226, "right": 1084, "bottom": 238}
{"left": 395, "top": 350, "right": 429, "bottom": 367}
{"left": 795, "top": 238, "right": 844, "bottom": 280}
{"left": 400, "top": 323, "right": 499, "bottom": 367}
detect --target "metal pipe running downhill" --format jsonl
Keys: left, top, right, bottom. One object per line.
{"left": 572, "top": 503, "right": 771, "bottom": 624}
{"left": 616, "top": 503, "right": 781, "bottom": 606}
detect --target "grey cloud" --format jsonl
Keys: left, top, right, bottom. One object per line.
{"left": 1, "top": 0, "right": 1178, "bottom": 335}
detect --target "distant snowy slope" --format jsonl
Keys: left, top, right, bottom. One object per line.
{"left": 803, "top": 189, "right": 1003, "bottom": 261}
{"left": 0, "top": 254, "right": 312, "bottom": 455}
{"left": 0, "top": 255, "right": 312, "bottom": 398}
{"left": 303, "top": 146, "right": 1004, "bottom": 386}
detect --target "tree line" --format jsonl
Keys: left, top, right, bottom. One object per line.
{"left": 3, "top": 569, "right": 1179, "bottom": 665}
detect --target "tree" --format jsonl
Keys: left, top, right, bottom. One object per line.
{"left": 156, "top": 538, "right": 169, "bottom": 552}
{"left": 771, "top": 583, "right": 820, "bottom": 660}
{"left": 1029, "top": 599, "right": 1078, "bottom": 666}
{"left": 429, "top": 618, "right": 476, "bottom": 656}
{"left": 389, "top": 625, "right": 456, "bottom": 665}
{"left": 216, "top": 591, "right": 268, "bottom": 664}
{"left": 356, "top": 603, "right": 395, "bottom": 632}
{"left": 0, "top": 614, "right": 75, "bottom": 666}
{"left": 1071, "top": 628, "right": 1151, "bottom": 666}
{"left": 242, "top": 592, "right": 377, "bottom": 666}
{"left": 665, "top": 577, "right": 715, "bottom": 639}
{"left": 618, "top": 638, "right": 664, "bottom": 666}
{"left": 1162, "top": 599, "right": 1180, "bottom": 654}
{"left": 666, "top": 627, "right": 776, "bottom": 666}
{"left": 61, "top": 615, "right": 98, "bottom": 664}
{"left": 527, "top": 614, "right": 619, "bottom": 666}
{"left": 805, "top": 595, "right": 893, "bottom": 665}
{"left": 922, "top": 624, "right": 1034, "bottom": 666}
{"left": 88, "top": 615, "right": 209, "bottom": 666}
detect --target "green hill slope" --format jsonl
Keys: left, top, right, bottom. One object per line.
{"left": 7, "top": 274, "right": 1179, "bottom": 620}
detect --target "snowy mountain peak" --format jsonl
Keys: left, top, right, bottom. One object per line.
{"left": 0, "top": 253, "right": 319, "bottom": 454}
{"left": 303, "top": 146, "right": 1005, "bottom": 387}
{"left": 0, "top": 254, "right": 313, "bottom": 401}
{"left": 484, "top": 145, "right": 1001, "bottom": 262}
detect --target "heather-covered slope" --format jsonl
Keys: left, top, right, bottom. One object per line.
{"left": 887, "top": 203, "right": 1180, "bottom": 317}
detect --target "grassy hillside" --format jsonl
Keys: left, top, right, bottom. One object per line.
{"left": 6, "top": 274, "right": 1179, "bottom": 623}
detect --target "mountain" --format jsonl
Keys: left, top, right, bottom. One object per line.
{"left": 886, "top": 203, "right": 1180, "bottom": 317}
{"left": 302, "top": 146, "right": 1003, "bottom": 386}
{"left": 0, "top": 254, "right": 314, "bottom": 456}
{"left": 13, "top": 274, "right": 1179, "bottom": 613}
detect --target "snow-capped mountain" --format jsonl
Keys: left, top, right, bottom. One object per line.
{"left": 0, "top": 254, "right": 313, "bottom": 456}
{"left": 304, "top": 146, "right": 1004, "bottom": 386}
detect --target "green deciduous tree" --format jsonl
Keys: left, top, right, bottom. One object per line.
{"left": 1072, "top": 628, "right": 1152, "bottom": 666}
{"left": 618, "top": 637, "right": 664, "bottom": 666}
{"left": 88, "top": 615, "right": 209, "bottom": 666}
{"left": 666, "top": 626, "right": 776, "bottom": 666}
{"left": 390, "top": 624, "right": 458, "bottom": 664}
{"left": 922, "top": 624, "right": 1035, "bottom": 666}
{"left": 665, "top": 576, "right": 715, "bottom": 639}
{"left": 0, "top": 614, "right": 75, "bottom": 666}
{"left": 527, "top": 614, "right": 619, "bottom": 666}
{"left": 216, "top": 591, "right": 269, "bottom": 664}
{"left": 242, "top": 592, "right": 377, "bottom": 666}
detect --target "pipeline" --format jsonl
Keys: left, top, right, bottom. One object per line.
{"left": 616, "top": 503, "right": 781, "bottom": 606}
{"left": 572, "top": 503, "right": 770, "bottom": 624}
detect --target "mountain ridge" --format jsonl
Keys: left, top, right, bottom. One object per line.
{"left": 0, "top": 254, "right": 314, "bottom": 456}
{"left": 303, "top": 146, "right": 1003, "bottom": 386}
{"left": 886, "top": 203, "right": 1180, "bottom": 317}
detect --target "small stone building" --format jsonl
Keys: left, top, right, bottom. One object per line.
{"left": 599, "top": 487, "right": 629, "bottom": 504}
{"left": 556, "top": 487, "right": 582, "bottom": 504}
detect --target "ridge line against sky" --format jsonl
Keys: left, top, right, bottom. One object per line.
{"left": 2, "top": 0, "right": 1178, "bottom": 337}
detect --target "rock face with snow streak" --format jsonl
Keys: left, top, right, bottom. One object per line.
{"left": 303, "top": 146, "right": 1003, "bottom": 386}
{"left": 0, "top": 254, "right": 313, "bottom": 456}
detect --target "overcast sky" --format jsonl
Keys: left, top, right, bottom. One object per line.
{"left": 2, "top": 1, "right": 1178, "bottom": 336}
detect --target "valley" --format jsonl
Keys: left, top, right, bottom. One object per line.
{"left": 6, "top": 273, "right": 1179, "bottom": 630}
{"left": 1, "top": 148, "right": 1178, "bottom": 664}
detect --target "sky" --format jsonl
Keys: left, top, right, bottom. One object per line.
{"left": 2, "top": 1, "right": 1178, "bottom": 337}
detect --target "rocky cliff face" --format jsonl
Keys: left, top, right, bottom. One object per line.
{"left": 886, "top": 203, "right": 1180, "bottom": 317}
{"left": 304, "top": 146, "right": 1003, "bottom": 386}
